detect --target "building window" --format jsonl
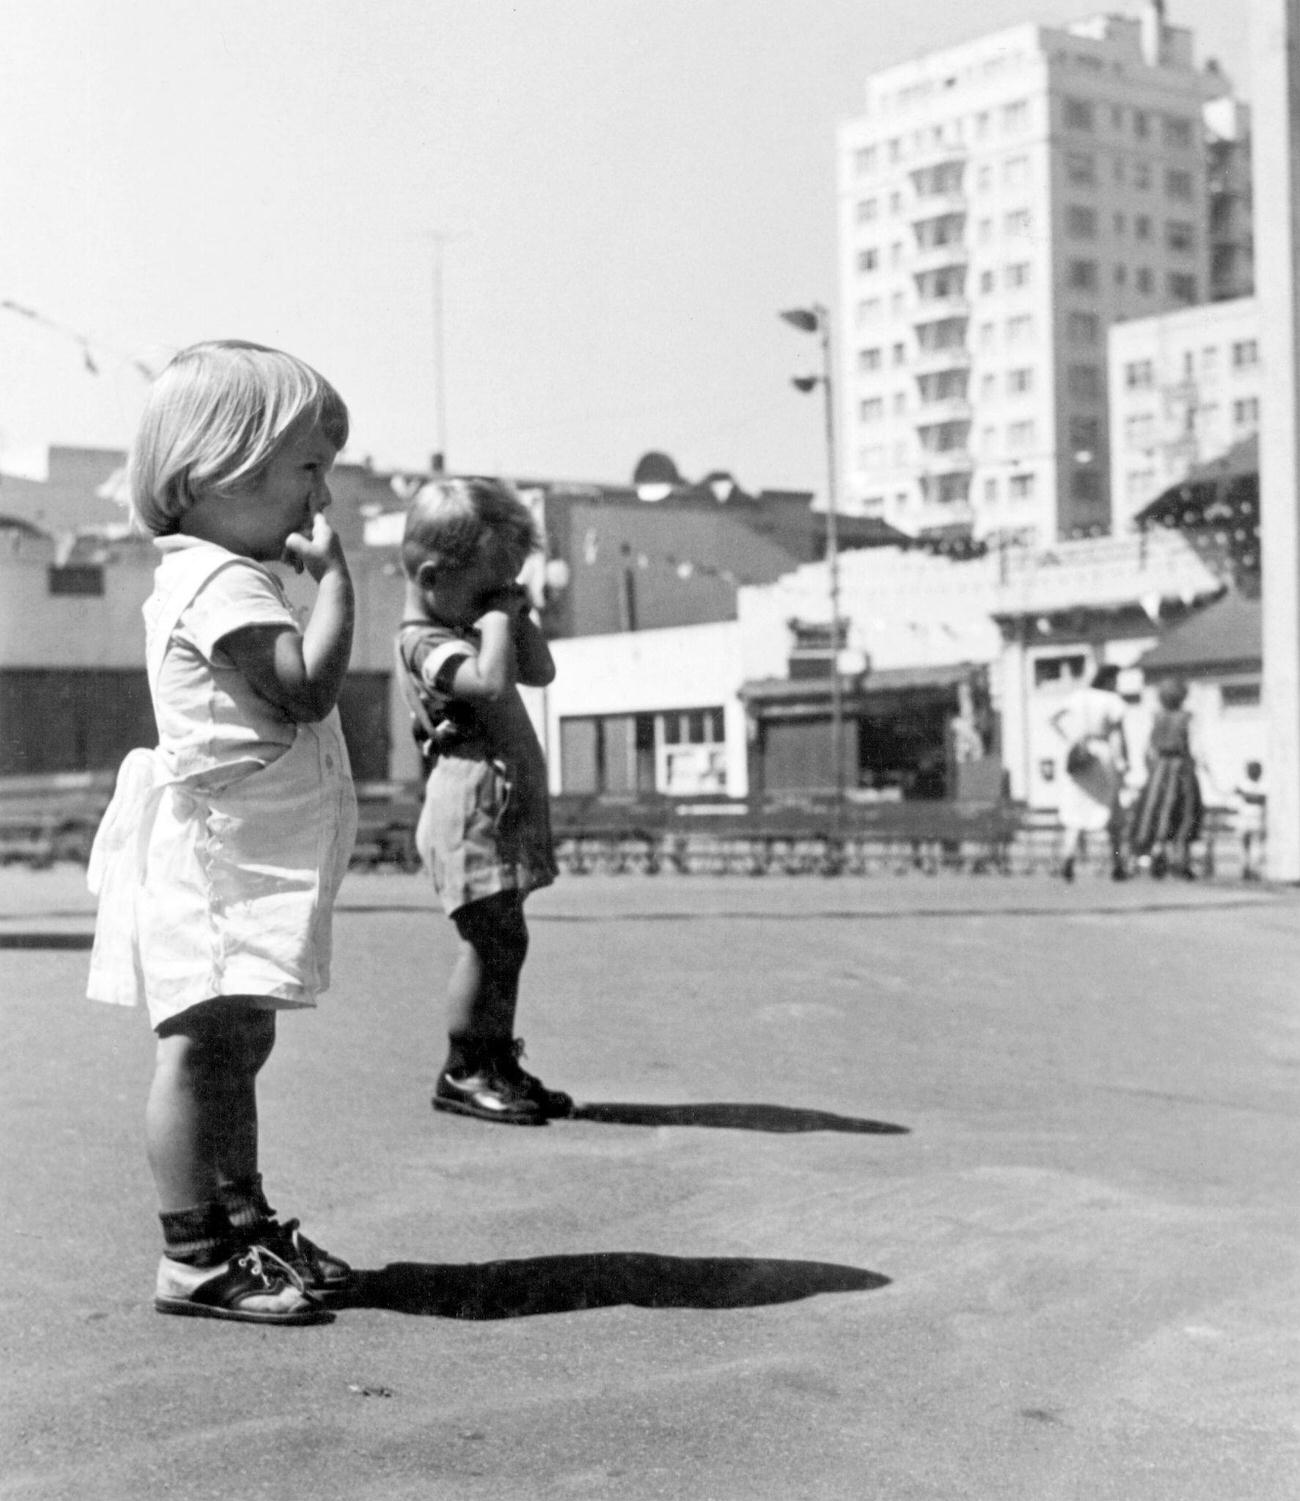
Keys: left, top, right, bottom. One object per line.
{"left": 1007, "top": 367, "right": 1034, "bottom": 395}
{"left": 980, "top": 269, "right": 995, "bottom": 293}
{"left": 1135, "top": 214, "right": 1152, "bottom": 240}
{"left": 893, "top": 342, "right": 907, "bottom": 366}
{"left": 1133, "top": 108, "right": 1150, "bottom": 140}
{"left": 856, "top": 198, "right": 878, "bottom": 223}
{"left": 859, "top": 397, "right": 884, "bottom": 422}
{"left": 1233, "top": 397, "right": 1260, "bottom": 427}
{"left": 1136, "top": 266, "right": 1154, "bottom": 294}
{"left": 1008, "top": 419, "right": 1036, "bottom": 449}
{"left": 1124, "top": 413, "right": 1155, "bottom": 448}
{"left": 1004, "top": 208, "right": 1032, "bottom": 237}
{"left": 1005, "top": 261, "right": 1031, "bottom": 289}
{"left": 1124, "top": 359, "right": 1154, "bottom": 390}
{"left": 1067, "top": 311, "right": 1099, "bottom": 345}
{"left": 1003, "top": 99, "right": 1029, "bottom": 132}
{"left": 1003, "top": 154, "right": 1030, "bottom": 188}
{"left": 1065, "top": 151, "right": 1096, "bottom": 185}
{"left": 1009, "top": 472, "right": 1036, "bottom": 501}
{"left": 1067, "top": 364, "right": 1101, "bottom": 401}
{"left": 1202, "top": 346, "right": 1219, "bottom": 375}
{"left": 1165, "top": 220, "right": 1195, "bottom": 253}
{"left": 857, "top": 247, "right": 880, "bottom": 273}
{"left": 1066, "top": 204, "right": 1098, "bottom": 238}
{"left": 1067, "top": 258, "right": 1098, "bottom": 290}
{"left": 1071, "top": 468, "right": 1102, "bottom": 502}
{"left": 1006, "top": 313, "right": 1034, "bottom": 343}
{"left": 1127, "top": 468, "right": 1156, "bottom": 502}
{"left": 1166, "top": 272, "right": 1197, "bottom": 304}
{"left": 1133, "top": 160, "right": 1151, "bottom": 191}
{"left": 1232, "top": 339, "right": 1259, "bottom": 369}
{"left": 1164, "top": 167, "right": 1194, "bottom": 201}
{"left": 560, "top": 710, "right": 725, "bottom": 797}
{"left": 858, "top": 347, "right": 882, "bottom": 373}
{"left": 1221, "top": 681, "right": 1261, "bottom": 710}
{"left": 1034, "top": 652, "right": 1087, "bottom": 687}
{"left": 854, "top": 146, "right": 878, "bottom": 174}
{"left": 1069, "top": 415, "right": 1100, "bottom": 453}
{"left": 1063, "top": 96, "right": 1094, "bottom": 131}
{"left": 47, "top": 565, "right": 105, "bottom": 597}
{"left": 1162, "top": 114, "right": 1193, "bottom": 149}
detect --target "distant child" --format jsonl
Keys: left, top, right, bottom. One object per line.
{"left": 87, "top": 341, "right": 358, "bottom": 1324}
{"left": 396, "top": 477, "right": 571, "bottom": 1126}
{"left": 1235, "top": 759, "right": 1267, "bottom": 880}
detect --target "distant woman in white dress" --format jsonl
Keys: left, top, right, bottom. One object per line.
{"left": 1050, "top": 663, "right": 1129, "bottom": 882}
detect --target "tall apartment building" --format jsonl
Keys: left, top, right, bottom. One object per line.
{"left": 837, "top": 1, "right": 1248, "bottom": 545}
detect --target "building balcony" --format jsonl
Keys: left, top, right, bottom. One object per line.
{"left": 914, "top": 397, "right": 972, "bottom": 423}
{"left": 912, "top": 294, "right": 969, "bottom": 322}
{"left": 918, "top": 450, "right": 974, "bottom": 476}
{"left": 912, "top": 242, "right": 970, "bottom": 274}
{"left": 911, "top": 345, "right": 972, "bottom": 375}
{"left": 907, "top": 141, "right": 967, "bottom": 174}
{"left": 907, "top": 189, "right": 967, "bottom": 221}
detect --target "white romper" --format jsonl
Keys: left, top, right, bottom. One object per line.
{"left": 87, "top": 538, "right": 357, "bottom": 1028}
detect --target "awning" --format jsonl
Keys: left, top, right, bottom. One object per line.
{"left": 1134, "top": 436, "right": 1259, "bottom": 592}
{"left": 741, "top": 662, "right": 976, "bottom": 718}
{"left": 1139, "top": 589, "right": 1260, "bottom": 676}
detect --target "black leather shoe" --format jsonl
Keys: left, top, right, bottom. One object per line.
{"left": 500, "top": 1038, "right": 574, "bottom": 1119}
{"left": 433, "top": 1063, "right": 546, "bottom": 1125}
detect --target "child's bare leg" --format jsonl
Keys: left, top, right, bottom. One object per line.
{"left": 147, "top": 1007, "right": 234, "bottom": 1213}
{"left": 213, "top": 1008, "right": 275, "bottom": 1190}
{"left": 434, "top": 892, "right": 544, "bottom": 1123}
{"left": 147, "top": 1002, "right": 272, "bottom": 1207}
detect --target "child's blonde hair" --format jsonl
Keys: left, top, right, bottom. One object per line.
{"left": 401, "top": 476, "right": 539, "bottom": 578}
{"left": 129, "top": 340, "right": 349, "bottom": 536}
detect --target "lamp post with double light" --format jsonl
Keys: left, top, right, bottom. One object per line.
{"left": 779, "top": 302, "right": 846, "bottom": 830}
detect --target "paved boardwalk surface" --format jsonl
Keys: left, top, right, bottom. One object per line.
{"left": 2, "top": 866, "right": 1298, "bottom": 1500}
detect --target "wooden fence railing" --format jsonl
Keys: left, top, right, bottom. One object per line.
{"left": 0, "top": 777, "right": 1247, "bottom": 879}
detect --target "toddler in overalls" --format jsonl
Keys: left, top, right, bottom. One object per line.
{"left": 88, "top": 341, "right": 358, "bottom": 1324}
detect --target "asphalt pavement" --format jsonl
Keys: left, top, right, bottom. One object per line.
{"left": 1, "top": 863, "right": 1298, "bottom": 1500}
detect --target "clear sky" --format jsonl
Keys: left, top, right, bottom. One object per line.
{"left": 0, "top": 1, "right": 1251, "bottom": 495}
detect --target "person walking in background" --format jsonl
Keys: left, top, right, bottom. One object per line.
{"left": 1128, "top": 675, "right": 1205, "bottom": 879}
{"left": 396, "top": 477, "right": 572, "bottom": 1127}
{"left": 1050, "top": 663, "right": 1129, "bottom": 883}
{"left": 87, "top": 341, "right": 358, "bottom": 1325}
{"left": 1234, "top": 758, "right": 1267, "bottom": 881}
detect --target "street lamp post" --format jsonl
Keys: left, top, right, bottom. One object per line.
{"left": 780, "top": 303, "right": 845, "bottom": 832}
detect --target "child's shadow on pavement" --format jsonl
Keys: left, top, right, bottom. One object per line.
{"left": 345, "top": 1253, "right": 889, "bottom": 1318}
{"left": 570, "top": 1102, "right": 909, "bottom": 1134}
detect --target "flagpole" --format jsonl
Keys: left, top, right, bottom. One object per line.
{"left": 1253, "top": 0, "right": 1300, "bottom": 880}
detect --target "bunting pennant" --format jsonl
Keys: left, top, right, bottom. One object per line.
{"left": 0, "top": 298, "right": 157, "bottom": 383}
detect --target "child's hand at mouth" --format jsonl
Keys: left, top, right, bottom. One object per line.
{"left": 282, "top": 513, "right": 345, "bottom": 582}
